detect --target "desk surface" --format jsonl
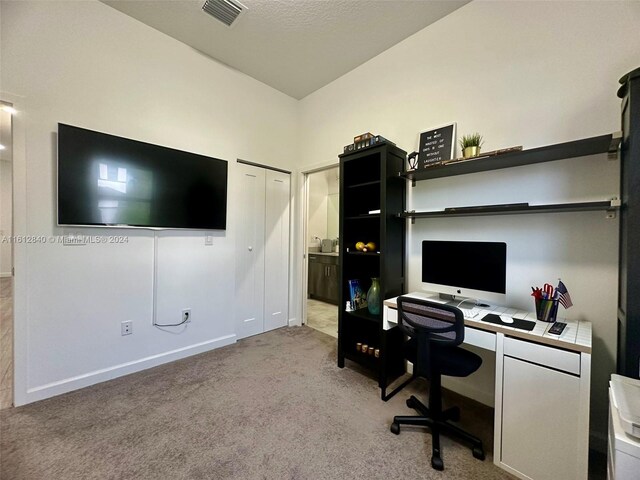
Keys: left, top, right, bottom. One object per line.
{"left": 384, "top": 292, "right": 592, "bottom": 354}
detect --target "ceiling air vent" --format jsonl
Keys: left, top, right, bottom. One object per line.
{"left": 202, "top": 0, "right": 247, "bottom": 27}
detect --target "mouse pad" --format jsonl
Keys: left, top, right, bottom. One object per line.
{"left": 481, "top": 313, "right": 536, "bottom": 331}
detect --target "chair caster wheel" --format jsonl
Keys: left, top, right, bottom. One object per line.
{"left": 473, "top": 447, "right": 485, "bottom": 461}
{"left": 390, "top": 422, "right": 400, "bottom": 435}
{"left": 431, "top": 456, "right": 444, "bottom": 471}
{"left": 406, "top": 397, "right": 416, "bottom": 409}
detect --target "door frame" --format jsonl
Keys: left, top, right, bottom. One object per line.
{"left": 1, "top": 92, "right": 26, "bottom": 406}
{"left": 299, "top": 162, "right": 339, "bottom": 326}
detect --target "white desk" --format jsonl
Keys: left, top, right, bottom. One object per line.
{"left": 384, "top": 292, "right": 592, "bottom": 480}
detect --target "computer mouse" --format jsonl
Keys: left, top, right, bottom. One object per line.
{"left": 500, "top": 315, "right": 515, "bottom": 324}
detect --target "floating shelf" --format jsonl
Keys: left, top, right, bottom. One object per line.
{"left": 345, "top": 251, "right": 380, "bottom": 256}
{"left": 399, "top": 200, "right": 620, "bottom": 220}
{"left": 401, "top": 134, "right": 620, "bottom": 183}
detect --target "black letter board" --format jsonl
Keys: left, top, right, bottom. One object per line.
{"left": 418, "top": 123, "right": 456, "bottom": 169}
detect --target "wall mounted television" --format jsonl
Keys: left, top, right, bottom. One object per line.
{"left": 57, "top": 123, "right": 228, "bottom": 230}
{"left": 422, "top": 240, "right": 507, "bottom": 295}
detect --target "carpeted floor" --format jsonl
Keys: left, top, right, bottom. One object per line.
{"left": 0, "top": 326, "right": 515, "bottom": 480}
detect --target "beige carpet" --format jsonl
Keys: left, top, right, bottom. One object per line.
{"left": 0, "top": 326, "right": 515, "bottom": 480}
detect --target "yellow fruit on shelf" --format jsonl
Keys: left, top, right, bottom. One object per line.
{"left": 355, "top": 241, "right": 365, "bottom": 251}
{"left": 366, "top": 242, "right": 376, "bottom": 251}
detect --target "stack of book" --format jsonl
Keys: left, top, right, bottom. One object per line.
{"left": 343, "top": 133, "right": 395, "bottom": 153}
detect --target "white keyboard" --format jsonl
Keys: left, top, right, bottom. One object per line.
{"left": 460, "top": 307, "right": 481, "bottom": 319}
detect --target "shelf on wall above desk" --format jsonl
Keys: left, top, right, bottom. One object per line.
{"left": 399, "top": 199, "right": 620, "bottom": 221}
{"left": 400, "top": 133, "right": 621, "bottom": 184}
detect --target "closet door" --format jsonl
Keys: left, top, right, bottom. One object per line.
{"left": 264, "top": 170, "right": 290, "bottom": 331}
{"left": 235, "top": 164, "right": 266, "bottom": 339}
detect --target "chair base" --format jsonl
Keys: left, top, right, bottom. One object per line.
{"left": 390, "top": 395, "right": 485, "bottom": 470}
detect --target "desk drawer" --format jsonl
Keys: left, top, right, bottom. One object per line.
{"left": 504, "top": 337, "right": 580, "bottom": 375}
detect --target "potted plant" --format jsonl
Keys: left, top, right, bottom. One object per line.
{"left": 459, "top": 133, "right": 484, "bottom": 158}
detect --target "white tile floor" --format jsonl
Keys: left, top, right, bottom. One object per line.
{"left": 306, "top": 299, "right": 338, "bottom": 338}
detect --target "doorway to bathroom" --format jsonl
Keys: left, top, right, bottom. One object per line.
{"left": 305, "top": 166, "right": 339, "bottom": 338}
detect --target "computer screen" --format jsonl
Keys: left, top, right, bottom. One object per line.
{"left": 421, "top": 240, "right": 507, "bottom": 294}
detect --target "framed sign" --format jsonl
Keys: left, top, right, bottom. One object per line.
{"left": 417, "top": 122, "right": 456, "bottom": 169}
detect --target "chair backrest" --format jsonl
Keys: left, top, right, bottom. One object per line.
{"left": 397, "top": 296, "right": 465, "bottom": 376}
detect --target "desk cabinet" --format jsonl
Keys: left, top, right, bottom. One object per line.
{"left": 501, "top": 355, "right": 581, "bottom": 480}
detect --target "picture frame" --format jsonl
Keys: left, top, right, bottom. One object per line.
{"left": 416, "top": 122, "right": 456, "bottom": 170}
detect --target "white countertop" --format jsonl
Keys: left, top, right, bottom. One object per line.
{"left": 384, "top": 291, "right": 592, "bottom": 354}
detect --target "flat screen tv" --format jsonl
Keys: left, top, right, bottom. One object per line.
{"left": 57, "top": 123, "right": 227, "bottom": 229}
{"left": 422, "top": 240, "right": 507, "bottom": 294}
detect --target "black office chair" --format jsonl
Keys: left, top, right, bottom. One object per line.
{"left": 390, "top": 296, "right": 485, "bottom": 471}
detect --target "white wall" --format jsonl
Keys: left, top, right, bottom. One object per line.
{"left": 298, "top": 0, "right": 639, "bottom": 448}
{"left": 0, "top": 160, "right": 11, "bottom": 276}
{"left": 308, "top": 171, "right": 330, "bottom": 244}
{"left": 1, "top": 0, "right": 298, "bottom": 404}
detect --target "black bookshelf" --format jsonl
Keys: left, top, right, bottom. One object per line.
{"left": 617, "top": 67, "right": 640, "bottom": 379}
{"left": 337, "top": 142, "right": 407, "bottom": 400}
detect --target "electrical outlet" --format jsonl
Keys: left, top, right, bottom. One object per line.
{"left": 121, "top": 320, "right": 133, "bottom": 336}
{"left": 205, "top": 235, "right": 214, "bottom": 246}
{"left": 182, "top": 309, "right": 191, "bottom": 323}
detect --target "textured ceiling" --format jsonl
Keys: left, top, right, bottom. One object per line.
{"left": 102, "top": 0, "right": 470, "bottom": 99}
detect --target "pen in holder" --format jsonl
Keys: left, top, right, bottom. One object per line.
{"left": 535, "top": 298, "right": 559, "bottom": 323}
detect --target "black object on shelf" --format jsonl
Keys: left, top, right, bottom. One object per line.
{"left": 481, "top": 313, "right": 536, "bottom": 332}
{"left": 617, "top": 67, "right": 640, "bottom": 379}
{"left": 399, "top": 200, "right": 619, "bottom": 220}
{"left": 400, "top": 134, "right": 619, "bottom": 184}
{"left": 338, "top": 142, "right": 407, "bottom": 400}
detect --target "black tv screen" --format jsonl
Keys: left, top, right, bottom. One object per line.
{"left": 422, "top": 240, "right": 507, "bottom": 294}
{"left": 57, "top": 124, "right": 227, "bottom": 229}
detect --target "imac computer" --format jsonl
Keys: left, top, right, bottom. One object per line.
{"left": 421, "top": 240, "right": 507, "bottom": 306}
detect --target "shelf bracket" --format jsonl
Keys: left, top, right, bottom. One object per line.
{"left": 607, "top": 197, "right": 622, "bottom": 219}
{"left": 609, "top": 132, "right": 622, "bottom": 160}
{"left": 409, "top": 210, "right": 415, "bottom": 225}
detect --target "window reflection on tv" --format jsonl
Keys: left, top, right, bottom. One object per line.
{"left": 57, "top": 124, "right": 227, "bottom": 229}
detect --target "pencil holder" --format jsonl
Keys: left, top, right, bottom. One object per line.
{"left": 535, "top": 298, "right": 559, "bottom": 323}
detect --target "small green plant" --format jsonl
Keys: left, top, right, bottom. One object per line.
{"left": 459, "top": 133, "right": 484, "bottom": 149}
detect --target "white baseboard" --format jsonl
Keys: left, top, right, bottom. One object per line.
{"left": 288, "top": 317, "right": 301, "bottom": 327}
{"left": 19, "top": 334, "right": 236, "bottom": 406}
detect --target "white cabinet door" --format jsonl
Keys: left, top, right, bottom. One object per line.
{"left": 264, "top": 170, "right": 290, "bottom": 332}
{"left": 235, "top": 164, "right": 266, "bottom": 339}
{"left": 501, "top": 355, "right": 581, "bottom": 480}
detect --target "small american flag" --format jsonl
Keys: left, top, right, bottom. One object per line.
{"left": 556, "top": 280, "right": 573, "bottom": 309}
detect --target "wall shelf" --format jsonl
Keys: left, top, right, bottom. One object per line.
{"left": 399, "top": 199, "right": 620, "bottom": 220}
{"left": 400, "top": 133, "right": 620, "bottom": 184}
